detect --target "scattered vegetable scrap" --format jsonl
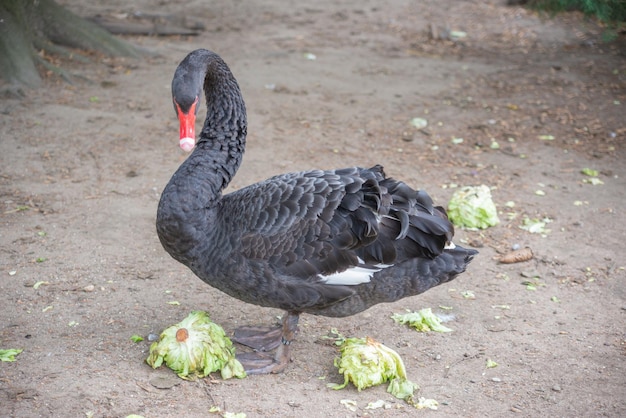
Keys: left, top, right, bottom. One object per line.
{"left": 0, "top": 348, "right": 23, "bottom": 362}
{"left": 130, "top": 335, "right": 144, "bottom": 343}
{"left": 32, "top": 281, "right": 49, "bottom": 289}
{"left": 447, "top": 185, "right": 499, "bottom": 229}
{"left": 146, "top": 311, "right": 246, "bottom": 380}
{"left": 581, "top": 168, "right": 599, "bottom": 177}
{"left": 365, "top": 400, "right": 391, "bottom": 410}
{"left": 499, "top": 247, "right": 533, "bottom": 264}
{"left": 222, "top": 412, "right": 246, "bottom": 418}
{"left": 409, "top": 117, "right": 428, "bottom": 129}
{"left": 391, "top": 308, "right": 452, "bottom": 333}
{"left": 340, "top": 399, "right": 358, "bottom": 411}
{"left": 582, "top": 177, "right": 604, "bottom": 185}
{"left": 415, "top": 397, "right": 439, "bottom": 410}
{"left": 486, "top": 358, "right": 498, "bottom": 368}
{"left": 330, "top": 336, "right": 419, "bottom": 403}
{"left": 520, "top": 216, "right": 552, "bottom": 235}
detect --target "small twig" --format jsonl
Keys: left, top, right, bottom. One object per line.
{"left": 443, "top": 353, "right": 480, "bottom": 378}
{"left": 135, "top": 380, "right": 154, "bottom": 393}
{"left": 200, "top": 379, "right": 217, "bottom": 406}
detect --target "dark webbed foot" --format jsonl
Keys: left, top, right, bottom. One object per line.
{"left": 233, "top": 325, "right": 283, "bottom": 352}
{"left": 233, "top": 312, "right": 300, "bottom": 375}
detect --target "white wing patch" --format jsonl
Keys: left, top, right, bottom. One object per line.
{"left": 319, "top": 262, "right": 394, "bottom": 286}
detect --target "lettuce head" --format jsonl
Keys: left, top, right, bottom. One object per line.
{"left": 146, "top": 311, "right": 245, "bottom": 380}
{"left": 330, "top": 336, "right": 418, "bottom": 401}
{"left": 447, "top": 185, "right": 499, "bottom": 229}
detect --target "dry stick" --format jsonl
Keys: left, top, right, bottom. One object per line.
{"left": 443, "top": 353, "right": 480, "bottom": 378}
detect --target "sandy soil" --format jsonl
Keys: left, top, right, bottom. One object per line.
{"left": 1, "top": 0, "right": 625, "bottom": 417}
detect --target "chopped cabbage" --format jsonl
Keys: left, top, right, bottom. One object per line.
{"left": 146, "top": 311, "right": 245, "bottom": 380}
{"left": 392, "top": 308, "right": 453, "bottom": 333}
{"left": 330, "top": 336, "right": 418, "bottom": 401}
{"left": 447, "top": 185, "right": 499, "bottom": 229}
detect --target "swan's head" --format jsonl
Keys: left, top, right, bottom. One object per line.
{"left": 173, "top": 96, "right": 198, "bottom": 152}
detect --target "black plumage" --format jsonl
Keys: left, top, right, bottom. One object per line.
{"left": 156, "top": 49, "right": 478, "bottom": 373}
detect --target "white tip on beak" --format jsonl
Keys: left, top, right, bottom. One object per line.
{"left": 179, "top": 137, "right": 195, "bottom": 152}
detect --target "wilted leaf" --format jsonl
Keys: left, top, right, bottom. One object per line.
{"left": 340, "top": 399, "right": 357, "bottom": 411}
{"left": 33, "top": 281, "right": 49, "bottom": 289}
{"left": 0, "top": 348, "right": 23, "bottom": 362}
{"left": 392, "top": 308, "right": 452, "bottom": 332}
{"left": 223, "top": 413, "right": 246, "bottom": 418}
{"left": 414, "top": 397, "right": 439, "bottom": 410}
{"left": 582, "top": 177, "right": 604, "bottom": 185}
{"left": 581, "top": 168, "right": 599, "bottom": 177}
{"left": 409, "top": 117, "right": 428, "bottom": 129}
{"left": 365, "top": 400, "right": 390, "bottom": 410}
{"left": 520, "top": 217, "right": 552, "bottom": 235}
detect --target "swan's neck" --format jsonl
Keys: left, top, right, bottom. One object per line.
{"left": 156, "top": 52, "right": 247, "bottom": 262}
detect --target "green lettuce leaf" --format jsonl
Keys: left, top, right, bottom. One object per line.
{"left": 0, "top": 348, "right": 23, "bottom": 362}
{"left": 391, "top": 308, "right": 453, "bottom": 333}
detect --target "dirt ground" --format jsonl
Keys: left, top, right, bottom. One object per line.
{"left": 1, "top": 0, "right": 625, "bottom": 417}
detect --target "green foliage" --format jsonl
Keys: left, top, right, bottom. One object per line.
{"left": 529, "top": 0, "right": 626, "bottom": 23}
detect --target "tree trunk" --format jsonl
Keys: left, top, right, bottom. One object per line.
{"left": 0, "top": 0, "right": 139, "bottom": 92}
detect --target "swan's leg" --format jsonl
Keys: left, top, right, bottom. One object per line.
{"left": 235, "top": 312, "right": 300, "bottom": 374}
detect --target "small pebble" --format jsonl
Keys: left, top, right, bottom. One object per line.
{"left": 552, "top": 385, "right": 562, "bottom": 392}
{"left": 83, "top": 285, "right": 95, "bottom": 292}
{"left": 148, "top": 333, "right": 159, "bottom": 342}
{"left": 491, "top": 377, "right": 501, "bottom": 382}
{"left": 511, "top": 406, "right": 523, "bottom": 413}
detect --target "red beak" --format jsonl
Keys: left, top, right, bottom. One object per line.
{"left": 175, "top": 97, "right": 198, "bottom": 152}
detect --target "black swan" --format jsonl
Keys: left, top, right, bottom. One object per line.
{"left": 157, "top": 49, "right": 478, "bottom": 374}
